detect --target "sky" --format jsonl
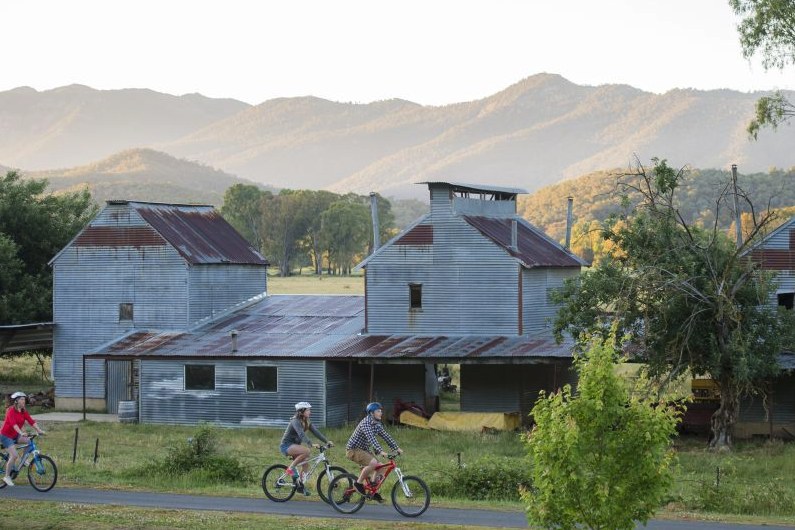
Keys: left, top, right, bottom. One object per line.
{"left": 2, "top": 0, "right": 794, "bottom": 106}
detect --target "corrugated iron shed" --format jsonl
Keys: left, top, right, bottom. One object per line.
{"left": 129, "top": 202, "right": 268, "bottom": 265}
{"left": 0, "top": 323, "right": 53, "bottom": 354}
{"left": 463, "top": 216, "right": 587, "bottom": 268}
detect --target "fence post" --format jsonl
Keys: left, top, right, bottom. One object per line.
{"left": 93, "top": 438, "right": 99, "bottom": 464}
{"left": 457, "top": 452, "right": 462, "bottom": 469}
{"left": 715, "top": 465, "right": 720, "bottom": 489}
{"left": 72, "top": 427, "right": 79, "bottom": 463}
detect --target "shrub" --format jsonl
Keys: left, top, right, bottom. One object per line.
{"left": 136, "top": 425, "right": 253, "bottom": 484}
{"left": 430, "top": 455, "right": 532, "bottom": 501}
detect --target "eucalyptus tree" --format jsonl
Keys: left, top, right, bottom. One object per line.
{"left": 730, "top": 0, "right": 795, "bottom": 137}
{"left": 552, "top": 159, "right": 795, "bottom": 449}
{"left": 220, "top": 183, "right": 270, "bottom": 251}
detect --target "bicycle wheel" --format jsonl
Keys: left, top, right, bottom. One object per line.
{"left": 261, "top": 464, "right": 296, "bottom": 502}
{"left": 391, "top": 475, "right": 430, "bottom": 517}
{"left": 316, "top": 465, "right": 347, "bottom": 504}
{"left": 27, "top": 454, "right": 58, "bottom": 492}
{"left": 328, "top": 473, "right": 366, "bottom": 514}
{"left": 0, "top": 453, "right": 7, "bottom": 489}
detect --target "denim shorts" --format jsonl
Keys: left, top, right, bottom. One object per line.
{"left": 0, "top": 434, "right": 17, "bottom": 449}
{"left": 279, "top": 441, "right": 292, "bottom": 456}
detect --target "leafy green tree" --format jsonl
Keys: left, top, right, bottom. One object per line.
{"left": 0, "top": 171, "right": 97, "bottom": 323}
{"left": 320, "top": 198, "right": 370, "bottom": 275}
{"left": 261, "top": 190, "right": 314, "bottom": 277}
{"left": 302, "top": 190, "right": 341, "bottom": 274}
{"left": 552, "top": 159, "right": 795, "bottom": 449}
{"left": 729, "top": 0, "right": 795, "bottom": 137}
{"left": 524, "top": 336, "right": 680, "bottom": 530}
{"left": 220, "top": 184, "right": 270, "bottom": 251}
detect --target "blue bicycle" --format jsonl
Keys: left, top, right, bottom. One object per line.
{"left": 0, "top": 433, "right": 58, "bottom": 492}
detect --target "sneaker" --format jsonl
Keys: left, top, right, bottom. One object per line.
{"left": 353, "top": 481, "right": 366, "bottom": 495}
{"left": 2, "top": 476, "right": 14, "bottom": 487}
{"left": 301, "top": 487, "right": 312, "bottom": 496}
{"left": 372, "top": 492, "right": 384, "bottom": 503}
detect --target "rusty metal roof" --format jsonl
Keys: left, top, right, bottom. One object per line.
{"left": 89, "top": 293, "right": 573, "bottom": 361}
{"left": 464, "top": 216, "right": 587, "bottom": 268}
{"left": 88, "top": 295, "right": 365, "bottom": 358}
{"left": 88, "top": 295, "right": 573, "bottom": 362}
{"left": 322, "top": 333, "right": 575, "bottom": 360}
{"left": 129, "top": 202, "right": 268, "bottom": 266}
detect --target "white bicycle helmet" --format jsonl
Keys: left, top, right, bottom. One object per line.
{"left": 10, "top": 391, "right": 27, "bottom": 401}
{"left": 295, "top": 401, "right": 312, "bottom": 411}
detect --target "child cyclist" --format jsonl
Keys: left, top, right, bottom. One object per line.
{"left": 279, "top": 401, "right": 333, "bottom": 495}
{"left": 345, "top": 401, "right": 402, "bottom": 502}
{"left": 2, "top": 391, "right": 46, "bottom": 487}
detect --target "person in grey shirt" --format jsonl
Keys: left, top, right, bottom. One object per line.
{"left": 279, "top": 401, "right": 333, "bottom": 495}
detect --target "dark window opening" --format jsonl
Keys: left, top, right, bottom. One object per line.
{"left": 185, "top": 365, "right": 215, "bottom": 390}
{"left": 247, "top": 366, "right": 277, "bottom": 392}
{"left": 409, "top": 283, "right": 422, "bottom": 310}
{"left": 778, "top": 292, "right": 794, "bottom": 310}
{"left": 119, "top": 303, "right": 134, "bottom": 321}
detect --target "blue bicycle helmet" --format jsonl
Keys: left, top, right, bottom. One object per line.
{"left": 366, "top": 402, "right": 382, "bottom": 414}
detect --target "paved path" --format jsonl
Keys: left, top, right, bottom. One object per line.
{"left": 4, "top": 486, "right": 795, "bottom": 529}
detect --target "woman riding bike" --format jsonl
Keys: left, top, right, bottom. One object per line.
{"left": 278, "top": 401, "right": 333, "bottom": 495}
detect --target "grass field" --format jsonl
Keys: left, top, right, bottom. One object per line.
{"left": 3, "top": 279, "right": 795, "bottom": 526}
{"left": 266, "top": 272, "right": 364, "bottom": 295}
{"left": 1, "top": 418, "right": 793, "bottom": 526}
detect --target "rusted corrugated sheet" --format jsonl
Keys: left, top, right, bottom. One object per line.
{"left": 463, "top": 216, "right": 584, "bottom": 268}
{"left": 750, "top": 249, "right": 795, "bottom": 270}
{"left": 395, "top": 224, "right": 433, "bottom": 245}
{"left": 88, "top": 293, "right": 572, "bottom": 361}
{"left": 131, "top": 203, "right": 268, "bottom": 266}
{"left": 89, "top": 295, "right": 365, "bottom": 359}
{"left": 323, "top": 332, "right": 574, "bottom": 360}
{"left": 74, "top": 226, "right": 167, "bottom": 248}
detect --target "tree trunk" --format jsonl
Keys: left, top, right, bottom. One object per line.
{"left": 709, "top": 376, "right": 738, "bottom": 450}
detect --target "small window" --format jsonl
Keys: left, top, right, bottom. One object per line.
{"left": 247, "top": 366, "right": 278, "bottom": 392}
{"left": 185, "top": 365, "right": 215, "bottom": 391}
{"left": 409, "top": 283, "right": 422, "bottom": 310}
{"left": 119, "top": 303, "right": 134, "bottom": 321}
{"left": 778, "top": 292, "right": 794, "bottom": 310}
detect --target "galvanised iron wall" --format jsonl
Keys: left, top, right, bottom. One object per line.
{"left": 366, "top": 216, "right": 520, "bottom": 334}
{"left": 53, "top": 205, "right": 189, "bottom": 400}
{"left": 325, "top": 361, "right": 425, "bottom": 426}
{"left": 188, "top": 264, "right": 268, "bottom": 324}
{"left": 460, "top": 361, "right": 576, "bottom": 423}
{"left": 107, "top": 360, "right": 134, "bottom": 413}
{"left": 523, "top": 268, "right": 579, "bottom": 334}
{"left": 139, "top": 358, "right": 327, "bottom": 427}
{"left": 325, "top": 361, "right": 371, "bottom": 427}
{"left": 738, "top": 373, "right": 795, "bottom": 425}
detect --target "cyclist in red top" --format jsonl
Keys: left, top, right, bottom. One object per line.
{"left": 1, "top": 392, "right": 45, "bottom": 487}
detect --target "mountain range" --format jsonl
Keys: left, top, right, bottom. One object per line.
{"left": 2, "top": 74, "right": 795, "bottom": 198}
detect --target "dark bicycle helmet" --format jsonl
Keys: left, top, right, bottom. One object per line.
{"left": 366, "top": 402, "right": 382, "bottom": 414}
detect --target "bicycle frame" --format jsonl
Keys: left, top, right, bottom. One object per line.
{"left": 290, "top": 446, "right": 331, "bottom": 481}
{"left": 1, "top": 434, "right": 45, "bottom": 476}
{"left": 363, "top": 454, "right": 413, "bottom": 497}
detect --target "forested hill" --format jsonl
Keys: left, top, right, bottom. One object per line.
{"left": 26, "top": 148, "right": 267, "bottom": 206}
{"left": 519, "top": 167, "right": 795, "bottom": 243}
{"left": 0, "top": 85, "right": 248, "bottom": 170}
{"left": 3, "top": 76, "right": 795, "bottom": 198}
